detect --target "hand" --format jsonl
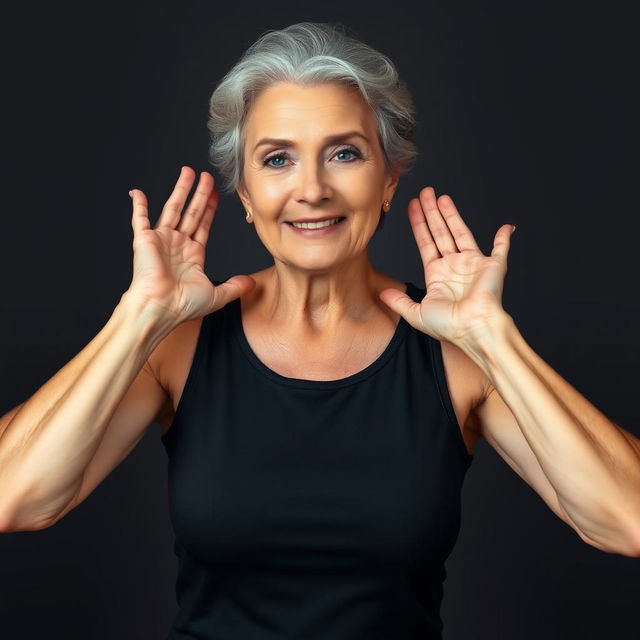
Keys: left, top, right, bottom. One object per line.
{"left": 379, "top": 187, "right": 515, "bottom": 346}
{"left": 126, "top": 166, "right": 256, "bottom": 325}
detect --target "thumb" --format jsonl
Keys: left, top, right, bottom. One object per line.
{"left": 214, "top": 275, "right": 257, "bottom": 308}
{"left": 379, "top": 287, "right": 422, "bottom": 330}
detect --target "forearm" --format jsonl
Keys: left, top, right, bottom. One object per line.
{"left": 0, "top": 292, "right": 175, "bottom": 530}
{"left": 460, "top": 313, "right": 640, "bottom": 551}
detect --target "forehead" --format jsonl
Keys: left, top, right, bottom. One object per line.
{"left": 243, "top": 82, "right": 376, "bottom": 142}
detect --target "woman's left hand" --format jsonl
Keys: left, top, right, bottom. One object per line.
{"left": 379, "top": 187, "right": 516, "bottom": 346}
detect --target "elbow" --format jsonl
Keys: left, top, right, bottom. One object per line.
{"left": 0, "top": 507, "right": 13, "bottom": 533}
{"left": 0, "top": 503, "right": 20, "bottom": 533}
{"left": 0, "top": 506, "right": 54, "bottom": 533}
{"left": 626, "top": 522, "right": 640, "bottom": 558}
{"left": 576, "top": 521, "right": 640, "bottom": 558}
{"left": 589, "top": 532, "right": 640, "bottom": 558}
{"left": 581, "top": 537, "right": 639, "bottom": 558}
{"left": 618, "top": 507, "right": 640, "bottom": 557}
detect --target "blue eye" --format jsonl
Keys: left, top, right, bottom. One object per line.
{"left": 335, "top": 148, "right": 359, "bottom": 161}
{"left": 264, "top": 154, "right": 287, "bottom": 168}
{"left": 262, "top": 146, "right": 362, "bottom": 169}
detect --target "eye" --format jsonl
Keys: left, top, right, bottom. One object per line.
{"left": 262, "top": 145, "right": 363, "bottom": 169}
{"left": 262, "top": 153, "right": 288, "bottom": 169}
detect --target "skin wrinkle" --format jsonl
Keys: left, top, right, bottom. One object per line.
{"left": 235, "top": 82, "right": 402, "bottom": 341}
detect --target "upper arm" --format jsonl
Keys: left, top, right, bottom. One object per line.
{"left": 468, "top": 384, "right": 610, "bottom": 551}
{"left": 45, "top": 354, "right": 172, "bottom": 528}
{"left": 0, "top": 402, "right": 27, "bottom": 440}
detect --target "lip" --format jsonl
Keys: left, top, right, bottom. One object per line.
{"left": 287, "top": 215, "right": 345, "bottom": 223}
{"left": 285, "top": 217, "right": 347, "bottom": 237}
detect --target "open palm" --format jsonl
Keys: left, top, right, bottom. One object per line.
{"left": 379, "top": 187, "right": 516, "bottom": 346}
{"left": 127, "top": 167, "right": 255, "bottom": 325}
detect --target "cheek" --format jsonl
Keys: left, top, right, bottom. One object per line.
{"left": 258, "top": 180, "right": 286, "bottom": 201}
{"left": 338, "top": 172, "right": 383, "bottom": 205}
{"left": 250, "top": 193, "right": 286, "bottom": 223}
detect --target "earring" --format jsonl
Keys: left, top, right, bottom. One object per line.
{"left": 245, "top": 210, "right": 252, "bottom": 222}
{"left": 383, "top": 199, "right": 391, "bottom": 212}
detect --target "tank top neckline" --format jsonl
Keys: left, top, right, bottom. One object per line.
{"left": 232, "top": 281, "right": 418, "bottom": 390}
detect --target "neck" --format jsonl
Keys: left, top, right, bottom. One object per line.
{"left": 262, "top": 255, "right": 386, "bottom": 337}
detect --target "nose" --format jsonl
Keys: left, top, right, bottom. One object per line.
{"left": 294, "top": 158, "right": 334, "bottom": 206}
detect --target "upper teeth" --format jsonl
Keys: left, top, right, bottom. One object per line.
{"left": 291, "top": 217, "right": 342, "bottom": 229}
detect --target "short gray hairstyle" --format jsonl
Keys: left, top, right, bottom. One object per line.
{"left": 206, "top": 22, "right": 419, "bottom": 228}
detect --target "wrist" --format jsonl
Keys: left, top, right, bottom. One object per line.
{"left": 116, "top": 290, "right": 181, "bottom": 349}
{"left": 455, "top": 310, "right": 517, "bottom": 371}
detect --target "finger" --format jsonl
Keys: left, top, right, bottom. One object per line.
{"left": 418, "top": 187, "right": 457, "bottom": 255}
{"left": 156, "top": 166, "right": 197, "bottom": 229}
{"left": 378, "top": 288, "right": 424, "bottom": 332}
{"left": 436, "top": 193, "right": 482, "bottom": 253}
{"left": 192, "top": 186, "right": 220, "bottom": 249}
{"left": 130, "top": 189, "right": 151, "bottom": 238}
{"left": 490, "top": 224, "right": 516, "bottom": 262}
{"left": 408, "top": 196, "right": 442, "bottom": 270}
{"left": 177, "top": 171, "right": 216, "bottom": 237}
{"left": 213, "top": 275, "right": 258, "bottom": 308}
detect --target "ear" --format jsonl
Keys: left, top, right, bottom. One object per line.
{"left": 235, "top": 180, "right": 252, "bottom": 214}
{"left": 384, "top": 167, "right": 402, "bottom": 203}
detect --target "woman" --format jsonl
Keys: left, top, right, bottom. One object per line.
{"left": 1, "top": 21, "right": 638, "bottom": 640}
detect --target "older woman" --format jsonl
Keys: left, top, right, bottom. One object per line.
{"left": 1, "top": 21, "right": 639, "bottom": 640}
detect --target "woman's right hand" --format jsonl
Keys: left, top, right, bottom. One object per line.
{"left": 125, "top": 165, "right": 256, "bottom": 325}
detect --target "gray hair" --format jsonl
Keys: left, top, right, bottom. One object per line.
{"left": 206, "top": 22, "right": 419, "bottom": 228}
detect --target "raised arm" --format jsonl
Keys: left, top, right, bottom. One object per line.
{"left": 0, "top": 293, "right": 175, "bottom": 531}
{"left": 0, "top": 166, "right": 255, "bottom": 532}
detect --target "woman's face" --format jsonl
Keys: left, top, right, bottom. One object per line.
{"left": 236, "top": 82, "right": 399, "bottom": 273}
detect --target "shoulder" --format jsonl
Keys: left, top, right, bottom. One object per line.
{"left": 151, "top": 270, "right": 265, "bottom": 408}
{"left": 403, "top": 279, "right": 489, "bottom": 412}
{"left": 147, "top": 317, "right": 204, "bottom": 400}
{"left": 440, "top": 338, "right": 492, "bottom": 449}
{"left": 442, "top": 339, "right": 490, "bottom": 402}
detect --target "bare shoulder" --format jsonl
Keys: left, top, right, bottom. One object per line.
{"left": 148, "top": 316, "right": 204, "bottom": 435}
{"left": 153, "top": 269, "right": 270, "bottom": 435}
{"left": 439, "top": 339, "right": 491, "bottom": 455}
{"left": 377, "top": 270, "right": 488, "bottom": 455}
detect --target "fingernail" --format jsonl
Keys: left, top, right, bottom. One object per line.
{"left": 129, "top": 190, "right": 133, "bottom": 197}
{"left": 511, "top": 225, "right": 516, "bottom": 233}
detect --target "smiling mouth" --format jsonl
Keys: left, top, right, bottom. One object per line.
{"left": 285, "top": 216, "right": 346, "bottom": 228}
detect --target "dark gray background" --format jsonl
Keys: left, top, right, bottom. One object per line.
{"left": 1, "top": 1, "right": 639, "bottom": 638}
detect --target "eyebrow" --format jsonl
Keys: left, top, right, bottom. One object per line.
{"left": 252, "top": 131, "right": 370, "bottom": 153}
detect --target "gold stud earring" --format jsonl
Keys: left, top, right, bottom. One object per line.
{"left": 383, "top": 199, "right": 391, "bottom": 212}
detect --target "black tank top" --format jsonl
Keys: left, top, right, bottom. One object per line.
{"left": 161, "top": 279, "right": 474, "bottom": 639}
